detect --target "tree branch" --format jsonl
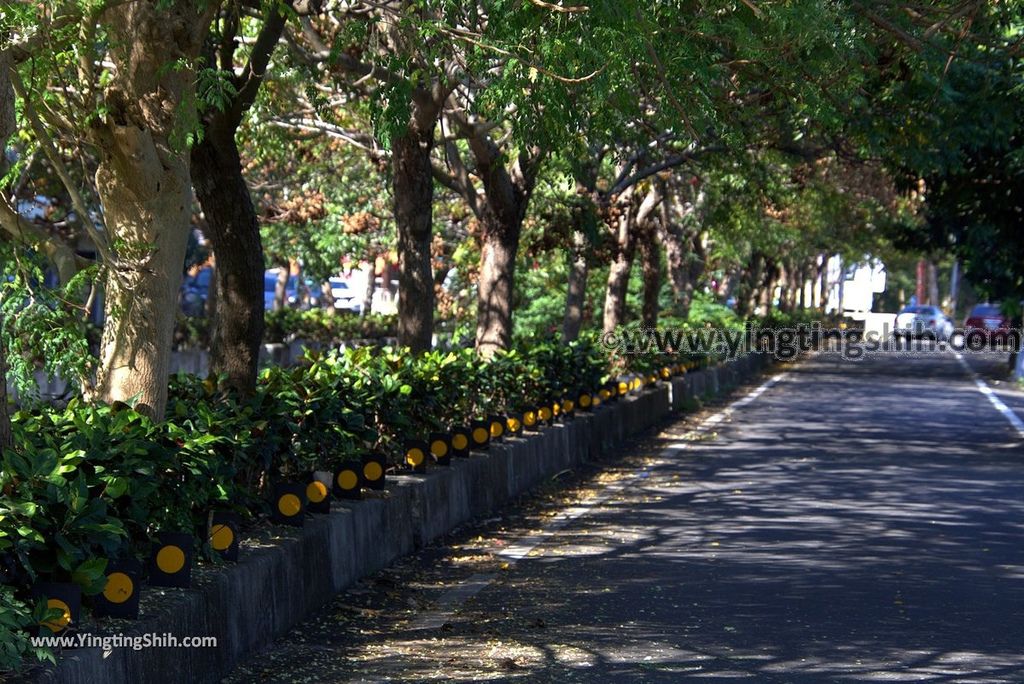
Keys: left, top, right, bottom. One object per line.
{"left": 0, "top": 199, "right": 88, "bottom": 284}
{"left": 230, "top": 0, "right": 294, "bottom": 125}
{"left": 9, "top": 68, "right": 116, "bottom": 268}
{"left": 605, "top": 145, "right": 727, "bottom": 199}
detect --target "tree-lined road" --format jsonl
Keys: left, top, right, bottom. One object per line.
{"left": 225, "top": 351, "right": 1024, "bottom": 682}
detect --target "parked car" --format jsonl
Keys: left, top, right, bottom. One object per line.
{"left": 893, "top": 305, "right": 954, "bottom": 341}
{"left": 963, "top": 303, "right": 1011, "bottom": 346}
{"left": 264, "top": 270, "right": 300, "bottom": 310}
{"left": 329, "top": 278, "right": 363, "bottom": 313}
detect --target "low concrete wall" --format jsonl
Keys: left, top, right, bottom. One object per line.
{"left": 32, "top": 353, "right": 769, "bottom": 684}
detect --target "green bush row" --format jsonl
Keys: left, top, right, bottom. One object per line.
{"left": 263, "top": 310, "right": 398, "bottom": 345}
{"left": 0, "top": 336, "right": 614, "bottom": 672}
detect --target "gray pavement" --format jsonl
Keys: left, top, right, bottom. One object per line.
{"left": 224, "top": 350, "right": 1024, "bottom": 683}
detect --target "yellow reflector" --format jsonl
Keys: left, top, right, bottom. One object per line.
{"left": 363, "top": 461, "right": 383, "bottom": 481}
{"left": 306, "top": 480, "right": 328, "bottom": 503}
{"left": 210, "top": 524, "right": 234, "bottom": 551}
{"left": 406, "top": 447, "right": 425, "bottom": 466}
{"left": 102, "top": 572, "right": 134, "bottom": 605}
{"left": 337, "top": 469, "right": 359, "bottom": 490}
{"left": 156, "top": 545, "right": 186, "bottom": 574}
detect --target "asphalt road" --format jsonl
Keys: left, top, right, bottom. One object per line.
{"left": 224, "top": 350, "right": 1024, "bottom": 683}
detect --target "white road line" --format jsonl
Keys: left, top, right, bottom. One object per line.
{"left": 407, "top": 370, "right": 788, "bottom": 631}
{"left": 955, "top": 353, "right": 1024, "bottom": 439}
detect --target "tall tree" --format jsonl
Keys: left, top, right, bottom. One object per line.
{"left": 437, "top": 116, "right": 545, "bottom": 355}
{"left": 190, "top": 0, "right": 301, "bottom": 396}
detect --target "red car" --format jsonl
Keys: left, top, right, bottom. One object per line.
{"left": 963, "top": 303, "right": 1011, "bottom": 346}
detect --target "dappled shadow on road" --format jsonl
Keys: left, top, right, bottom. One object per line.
{"left": 224, "top": 352, "right": 1024, "bottom": 683}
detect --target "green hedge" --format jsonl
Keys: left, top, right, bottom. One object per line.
{"left": 263, "top": 310, "right": 397, "bottom": 345}
{"left": 0, "top": 336, "right": 623, "bottom": 672}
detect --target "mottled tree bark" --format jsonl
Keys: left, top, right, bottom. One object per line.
{"left": 87, "top": 2, "right": 214, "bottom": 418}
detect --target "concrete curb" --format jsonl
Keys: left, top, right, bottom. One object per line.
{"left": 34, "top": 353, "right": 770, "bottom": 684}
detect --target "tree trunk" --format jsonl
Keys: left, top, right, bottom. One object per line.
{"left": 817, "top": 254, "right": 828, "bottom": 313}
{"left": 780, "top": 265, "right": 791, "bottom": 312}
{"left": 470, "top": 145, "right": 542, "bottom": 357}
{"left": 660, "top": 226, "right": 688, "bottom": 314}
{"left": 819, "top": 253, "right": 827, "bottom": 313}
{"left": 320, "top": 281, "right": 335, "bottom": 313}
{"left": 562, "top": 172, "right": 597, "bottom": 342}
{"left": 362, "top": 260, "right": 375, "bottom": 316}
{"left": 602, "top": 189, "right": 638, "bottom": 334}
{"left": 837, "top": 256, "right": 846, "bottom": 313}
{"left": 204, "top": 263, "right": 218, "bottom": 320}
{"left": 476, "top": 213, "right": 521, "bottom": 353}
{"left": 948, "top": 259, "right": 960, "bottom": 318}
{"left": 92, "top": 153, "right": 193, "bottom": 419}
{"left": 927, "top": 260, "right": 939, "bottom": 307}
{"left": 562, "top": 228, "right": 589, "bottom": 342}
{"left": 734, "top": 252, "right": 764, "bottom": 319}
{"left": 658, "top": 183, "right": 705, "bottom": 319}
{"left": 638, "top": 221, "right": 660, "bottom": 328}
{"left": 0, "top": 72, "right": 12, "bottom": 447}
{"left": 392, "top": 103, "right": 437, "bottom": 352}
{"left": 761, "top": 261, "right": 780, "bottom": 314}
{"left": 602, "top": 244, "right": 635, "bottom": 334}
{"left": 273, "top": 264, "right": 288, "bottom": 310}
{"left": 681, "top": 235, "right": 706, "bottom": 319}
{"left": 191, "top": 130, "right": 265, "bottom": 396}
{"left": 68, "top": 1, "right": 212, "bottom": 419}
